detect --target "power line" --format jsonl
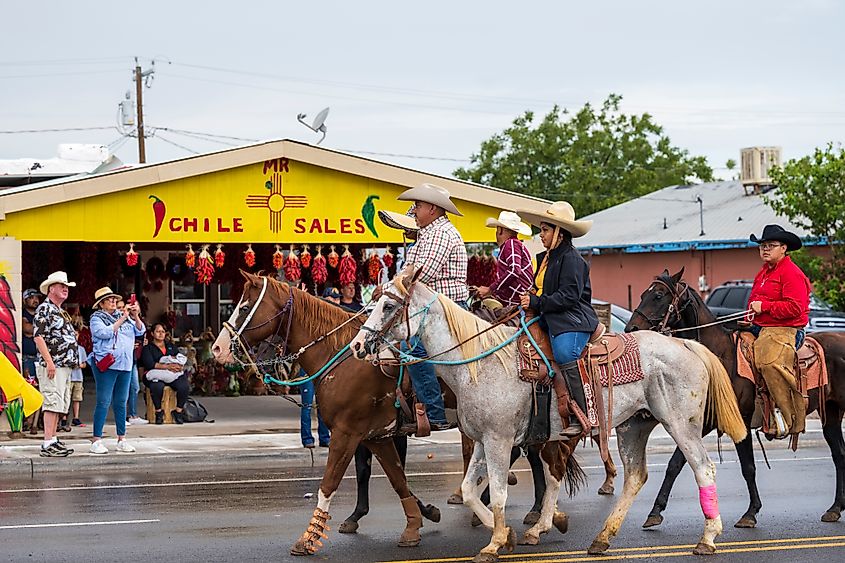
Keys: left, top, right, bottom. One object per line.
{"left": 155, "top": 133, "right": 199, "bottom": 154}
{"left": 0, "top": 126, "right": 117, "bottom": 134}
{"left": 0, "top": 56, "right": 132, "bottom": 67}
{"left": 0, "top": 69, "right": 127, "bottom": 79}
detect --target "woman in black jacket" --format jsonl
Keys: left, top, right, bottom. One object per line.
{"left": 141, "top": 323, "right": 190, "bottom": 424}
{"left": 518, "top": 201, "right": 598, "bottom": 437}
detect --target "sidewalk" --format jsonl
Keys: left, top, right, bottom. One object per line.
{"left": 0, "top": 392, "right": 835, "bottom": 476}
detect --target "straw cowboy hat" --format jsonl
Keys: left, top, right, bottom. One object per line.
{"left": 378, "top": 209, "right": 419, "bottom": 232}
{"left": 39, "top": 271, "right": 76, "bottom": 295}
{"left": 750, "top": 224, "right": 802, "bottom": 252}
{"left": 92, "top": 286, "right": 122, "bottom": 309}
{"left": 398, "top": 183, "right": 463, "bottom": 216}
{"left": 517, "top": 201, "right": 593, "bottom": 238}
{"left": 485, "top": 211, "right": 532, "bottom": 236}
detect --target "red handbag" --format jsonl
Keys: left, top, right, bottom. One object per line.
{"left": 95, "top": 353, "right": 115, "bottom": 372}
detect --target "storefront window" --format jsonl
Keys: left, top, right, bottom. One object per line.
{"left": 219, "top": 282, "right": 235, "bottom": 329}
{"left": 171, "top": 268, "right": 204, "bottom": 338}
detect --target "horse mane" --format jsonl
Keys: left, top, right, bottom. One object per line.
{"left": 263, "top": 276, "right": 355, "bottom": 351}
{"left": 392, "top": 273, "right": 512, "bottom": 383}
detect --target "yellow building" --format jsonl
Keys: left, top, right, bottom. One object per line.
{"left": 0, "top": 140, "right": 547, "bottom": 364}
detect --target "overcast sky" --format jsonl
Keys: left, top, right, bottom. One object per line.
{"left": 2, "top": 1, "right": 843, "bottom": 179}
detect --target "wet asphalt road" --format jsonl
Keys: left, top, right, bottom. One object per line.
{"left": 2, "top": 443, "right": 844, "bottom": 562}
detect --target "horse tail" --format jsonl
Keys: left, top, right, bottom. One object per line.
{"left": 683, "top": 339, "right": 748, "bottom": 443}
{"left": 543, "top": 441, "right": 587, "bottom": 498}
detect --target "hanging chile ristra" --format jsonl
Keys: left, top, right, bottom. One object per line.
{"left": 327, "top": 245, "right": 340, "bottom": 269}
{"left": 312, "top": 245, "right": 328, "bottom": 285}
{"left": 125, "top": 243, "right": 139, "bottom": 267}
{"left": 367, "top": 249, "right": 382, "bottom": 283}
{"left": 382, "top": 245, "right": 394, "bottom": 270}
{"left": 195, "top": 245, "right": 215, "bottom": 285}
{"left": 214, "top": 244, "right": 225, "bottom": 268}
{"left": 272, "top": 245, "right": 284, "bottom": 271}
{"left": 243, "top": 244, "right": 256, "bottom": 268}
{"left": 185, "top": 244, "right": 196, "bottom": 268}
{"left": 284, "top": 245, "right": 301, "bottom": 281}
{"left": 300, "top": 245, "right": 312, "bottom": 269}
{"left": 339, "top": 245, "right": 357, "bottom": 286}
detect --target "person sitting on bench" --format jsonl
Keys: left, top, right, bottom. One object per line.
{"left": 141, "top": 323, "right": 190, "bottom": 425}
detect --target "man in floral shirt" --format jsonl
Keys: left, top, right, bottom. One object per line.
{"left": 33, "top": 271, "right": 78, "bottom": 457}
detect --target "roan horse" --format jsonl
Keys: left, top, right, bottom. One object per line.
{"left": 212, "top": 272, "right": 441, "bottom": 556}
{"left": 351, "top": 267, "right": 748, "bottom": 561}
{"left": 628, "top": 268, "right": 845, "bottom": 526}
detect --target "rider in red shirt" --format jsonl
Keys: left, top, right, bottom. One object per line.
{"left": 747, "top": 224, "right": 811, "bottom": 437}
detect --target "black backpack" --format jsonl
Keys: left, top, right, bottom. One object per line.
{"left": 181, "top": 398, "right": 213, "bottom": 423}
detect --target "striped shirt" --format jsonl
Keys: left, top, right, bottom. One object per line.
{"left": 489, "top": 237, "right": 534, "bottom": 306}
{"left": 406, "top": 215, "right": 469, "bottom": 303}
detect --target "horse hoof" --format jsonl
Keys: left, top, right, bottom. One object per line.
{"left": 821, "top": 510, "right": 841, "bottom": 523}
{"left": 693, "top": 542, "right": 716, "bottom": 555}
{"left": 642, "top": 514, "right": 664, "bottom": 528}
{"left": 552, "top": 512, "right": 568, "bottom": 534}
{"left": 471, "top": 513, "right": 483, "bottom": 527}
{"left": 734, "top": 515, "right": 757, "bottom": 528}
{"left": 472, "top": 553, "right": 497, "bottom": 563}
{"left": 290, "top": 540, "right": 313, "bottom": 556}
{"left": 447, "top": 493, "right": 464, "bottom": 505}
{"left": 587, "top": 540, "right": 610, "bottom": 555}
{"left": 507, "top": 471, "right": 518, "bottom": 486}
{"left": 423, "top": 504, "right": 442, "bottom": 523}
{"left": 518, "top": 532, "right": 539, "bottom": 546}
{"left": 522, "top": 511, "right": 541, "bottom": 526}
{"left": 338, "top": 520, "right": 359, "bottom": 534}
{"left": 597, "top": 483, "right": 614, "bottom": 495}
{"left": 505, "top": 527, "right": 517, "bottom": 553}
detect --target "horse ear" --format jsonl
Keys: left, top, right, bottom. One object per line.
{"left": 661, "top": 268, "right": 670, "bottom": 278}
{"left": 410, "top": 265, "right": 424, "bottom": 285}
{"left": 240, "top": 269, "right": 253, "bottom": 282}
{"left": 672, "top": 267, "right": 685, "bottom": 282}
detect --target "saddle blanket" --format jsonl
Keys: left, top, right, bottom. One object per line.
{"left": 581, "top": 332, "right": 645, "bottom": 387}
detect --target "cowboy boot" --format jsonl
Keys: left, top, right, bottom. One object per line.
{"left": 560, "top": 361, "right": 588, "bottom": 438}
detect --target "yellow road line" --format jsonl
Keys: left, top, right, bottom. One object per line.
{"left": 379, "top": 535, "right": 845, "bottom": 563}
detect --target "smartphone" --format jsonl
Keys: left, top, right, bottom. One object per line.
{"left": 129, "top": 293, "right": 137, "bottom": 305}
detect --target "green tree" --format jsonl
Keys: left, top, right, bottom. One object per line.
{"left": 454, "top": 94, "right": 714, "bottom": 216}
{"left": 767, "top": 143, "right": 845, "bottom": 309}
{"left": 726, "top": 159, "right": 737, "bottom": 170}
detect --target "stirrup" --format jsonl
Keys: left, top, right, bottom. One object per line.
{"left": 560, "top": 423, "right": 584, "bottom": 438}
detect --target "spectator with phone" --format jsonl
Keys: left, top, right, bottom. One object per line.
{"left": 122, "top": 294, "right": 148, "bottom": 426}
{"left": 88, "top": 286, "right": 146, "bottom": 454}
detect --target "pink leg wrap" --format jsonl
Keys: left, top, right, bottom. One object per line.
{"left": 699, "top": 484, "right": 719, "bottom": 519}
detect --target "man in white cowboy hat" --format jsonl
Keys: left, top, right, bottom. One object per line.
{"left": 32, "top": 271, "right": 78, "bottom": 457}
{"left": 476, "top": 211, "right": 534, "bottom": 308}
{"left": 517, "top": 202, "right": 599, "bottom": 438}
{"left": 394, "top": 182, "right": 468, "bottom": 431}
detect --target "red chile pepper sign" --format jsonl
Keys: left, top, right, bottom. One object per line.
{"left": 149, "top": 194, "right": 244, "bottom": 237}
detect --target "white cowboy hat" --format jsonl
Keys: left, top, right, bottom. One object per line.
{"left": 92, "top": 286, "right": 121, "bottom": 309}
{"left": 485, "top": 211, "right": 532, "bottom": 236}
{"left": 517, "top": 201, "right": 593, "bottom": 238}
{"left": 39, "top": 271, "right": 76, "bottom": 295}
{"left": 378, "top": 209, "right": 419, "bottom": 232}
{"left": 397, "top": 183, "right": 463, "bottom": 216}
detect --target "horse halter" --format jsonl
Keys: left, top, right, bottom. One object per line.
{"left": 362, "top": 280, "right": 436, "bottom": 355}
{"left": 633, "top": 278, "right": 692, "bottom": 335}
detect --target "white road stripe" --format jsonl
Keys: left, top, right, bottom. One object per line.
{"left": 0, "top": 455, "right": 830, "bottom": 494}
{"left": 0, "top": 519, "right": 159, "bottom": 530}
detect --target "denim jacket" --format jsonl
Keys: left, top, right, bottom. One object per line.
{"left": 89, "top": 311, "right": 146, "bottom": 372}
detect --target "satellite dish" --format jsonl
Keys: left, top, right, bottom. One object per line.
{"left": 296, "top": 107, "right": 330, "bottom": 145}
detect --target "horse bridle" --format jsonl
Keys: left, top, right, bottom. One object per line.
{"left": 361, "top": 281, "right": 420, "bottom": 352}
{"left": 633, "top": 278, "right": 694, "bottom": 335}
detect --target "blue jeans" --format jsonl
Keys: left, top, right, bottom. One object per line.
{"left": 550, "top": 331, "right": 591, "bottom": 365}
{"left": 22, "top": 355, "right": 37, "bottom": 380}
{"left": 299, "top": 375, "right": 330, "bottom": 446}
{"left": 404, "top": 338, "right": 447, "bottom": 425}
{"left": 92, "top": 365, "right": 131, "bottom": 438}
{"left": 127, "top": 364, "right": 139, "bottom": 418}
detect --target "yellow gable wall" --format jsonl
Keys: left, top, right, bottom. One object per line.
{"left": 1, "top": 158, "right": 507, "bottom": 244}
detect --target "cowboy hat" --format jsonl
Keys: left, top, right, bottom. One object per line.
{"left": 516, "top": 201, "right": 593, "bottom": 238}
{"left": 397, "top": 183, "right": 463, "bottom": 216}
{"left": 92, "top": 286, "right": 122, "bottom": 309}
{"left": 378, "top": 209, "right": 419, "bottom": 232}
{"left": 750, "top": 224, "right": 802, "bottom": 252}
{"left": 39, "top": 271, "right": 76, "bottom": 295}
{"left": 485, "top": 211, "right": 532, "bottom": 236}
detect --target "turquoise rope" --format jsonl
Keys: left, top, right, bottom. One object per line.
{"left": 518, "top": 311, "right": 555, "bottom": 378}
{"left": 262, "top": 343, "right": 351, "bottom": 387}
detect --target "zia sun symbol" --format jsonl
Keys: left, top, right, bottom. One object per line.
{"left": 245, "top": 172, "right": 308, "bottom": 233}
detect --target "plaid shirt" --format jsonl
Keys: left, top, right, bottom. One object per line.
{"left": 406, "top": 215, "right": 469, "bottom": 303}
{"left": 489, "top": 237, "right": 534, "bottom": 306}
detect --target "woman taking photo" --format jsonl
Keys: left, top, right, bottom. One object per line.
{"left": 141, "top": 323, "right": 190, "bottom": 424}
{"left": 518, "top": 201, "right": 599, "bottom": 438}
{"left": 89, "top": 287, "right": 146, "bottom": 454}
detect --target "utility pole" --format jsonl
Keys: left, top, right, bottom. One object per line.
{"left": 133, "top": 57, "right": 155, "bottom": 164}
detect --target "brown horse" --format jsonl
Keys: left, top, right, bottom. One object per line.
{"left": 627, "top": 268, "right": 845, "bottom": 527}
{"left": 212, "top": 272, "right": 440, "bottom": 556}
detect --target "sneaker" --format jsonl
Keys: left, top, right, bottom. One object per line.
{"left": 40, "top": 442, "right": 70, "bottom": 457}
{"left": 89, "top": 440, "right": 109, "bottom": 455}
{"left": 128, "top": 416, "right": 148, "bottom": 426}
{"left": 155, "top": 411, "right": 164, "bottom": 425}
{"left": 116, "top": 440, "right": 136, "bottom": 453}
{"left": 71, "top": 418, "right": 86, "bottom": 427}
{"left": 171, "top": 410, "right": 184, "bottom": 425}
{"left": 54, "top": 440, "right": 75, "bottom": 455}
